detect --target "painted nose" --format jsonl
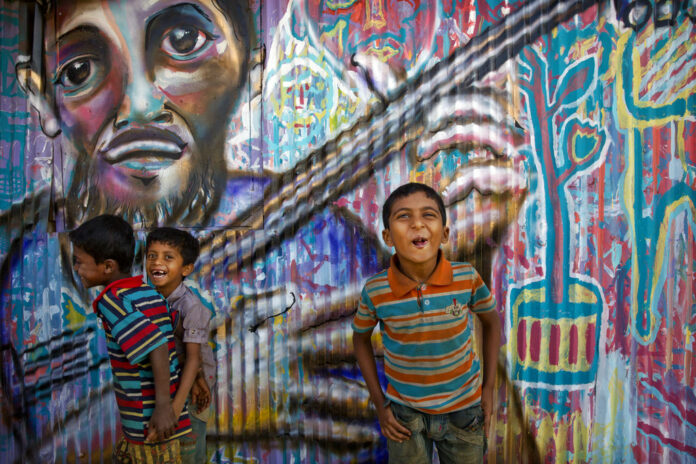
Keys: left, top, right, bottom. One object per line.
{"left": 115, "top": 73, "right": 172, "bottom": 128}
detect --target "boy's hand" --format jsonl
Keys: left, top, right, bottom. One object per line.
{"left": 148, "top": 401, "right": 177, "bottom": 442}
{"left": 377, "top": 404, "right": 411, "bottom": 443}
{"left": 481, "top": 383, "right": 494, "bottom": 435}
{"left": 192, "top": 377, "right": 211, "bottom": 412}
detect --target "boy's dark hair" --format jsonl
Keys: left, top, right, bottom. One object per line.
{"left": 382, "top": 182, "right": 447, "bottom": 228}
{"left": 146, "top": 228, "right": 200, "bottom": 266}
{"left": 68, "top": 214, "right": 135, "bottom": 272}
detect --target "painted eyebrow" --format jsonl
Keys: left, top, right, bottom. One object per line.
{"left": 146, "top": 2, "right": 214, "bottom": 28}
{"left": 56, "top": 25, "right": 102, "bottom": 48}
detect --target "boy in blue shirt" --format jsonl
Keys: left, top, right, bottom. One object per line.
{"left": 352, "top": 183, "right": 501, "bottom": 463}
{"left": 69, "top": 214, "right": 190, "bottom": 463}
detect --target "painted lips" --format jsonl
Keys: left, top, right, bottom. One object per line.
{"left": 99, "top": 127, "right": 187, "bottom": 177}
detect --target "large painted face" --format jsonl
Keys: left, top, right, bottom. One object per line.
{"left": 45, "top": 0, "right": 247, "bottom": 225}
{"left": 306, "top": 0, "right": 439, "bottom": 69}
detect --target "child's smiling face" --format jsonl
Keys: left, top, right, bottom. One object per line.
{"left": 72, "top": 246, "right": 110, "bottom": 288}
{"left": 145, "top": 241, "right": 193, "bottom": 297}
{"left": 382, "top": 191, "right": 450, "bottom": 281}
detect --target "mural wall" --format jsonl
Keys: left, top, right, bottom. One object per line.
{"left": 1, "top": 0, "right": 695, "bottom": 462}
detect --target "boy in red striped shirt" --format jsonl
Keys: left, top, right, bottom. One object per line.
{"left": 69, "top": 215, "right": 190, "bottom": 463}
{"left": 352, "top": 183, "right": 501, "bottom": 463}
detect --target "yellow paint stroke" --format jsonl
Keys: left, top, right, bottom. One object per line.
{"left": 64, "top": 299, "right": 86, "bottom": 328}
{"left": 533, "top": 409, "right": 589, "bottom": 463}
{"left": 570, "top": 37, "right": 597, "bottom": 61}
{"left": 365, "top": 44, "right": 399, "bottom": 62}
{"left": 650, "top": 195, "right": 696, "bottom": 309}
{"left": 677, "top": 120, "right": 689, "bottom": 182}
{"left": 568, "top": 283, "right": 598, "bottom": 304}
{"left": 326, "top": 0, "right": 358, "bottom": 9}
{"left": 319, "top": 20, "right": 348, "bottom": 56}
{"left": 569, "top": 128, "right": 600, "bottom": 164}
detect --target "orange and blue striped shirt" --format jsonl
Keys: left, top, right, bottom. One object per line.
{"left": 92, "top": 276, "right": 191, "bottom": 443}
{"left": 352, "top": 254, "right": 496, "bottom": 414}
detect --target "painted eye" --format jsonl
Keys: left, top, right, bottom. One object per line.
{"left": 57, "top": 58, "right": 93, "bottom": 89}
{"left": 161, "top": 26, "right": 210, "bottom": 59}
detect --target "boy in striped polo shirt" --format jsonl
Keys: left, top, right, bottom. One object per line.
{"left": 69, "top": 215, "right": 191, "bottom": 463}
{"left": 352, "top": 183, "right": 501, "bottom": 463}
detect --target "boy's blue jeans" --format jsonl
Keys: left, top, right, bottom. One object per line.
{"left": 387, "top": 401, "right": 486, "bottom": 464}
{"left": 180, "top": 410, "right": 209, "bottom": 464}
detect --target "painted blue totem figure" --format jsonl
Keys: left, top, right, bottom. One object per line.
{"left": 509, "top": 30, "right": 608, "bottom": 388}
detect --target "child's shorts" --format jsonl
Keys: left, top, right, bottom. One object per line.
{"left": 387, "top": 401, "right": 486, "bottom": 464}
{"left": 113, "top": 436, "right": 181, "bottom": 464}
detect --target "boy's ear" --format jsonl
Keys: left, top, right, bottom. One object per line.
{"left": 182, "top": 263, "right": 195, "bottom": 278}
{"left": 102, "top": 258, "right": 119, "bottom": 275}
{"left": 441, "top": 226, "right": 450, "bottom": 244}
{"left": 15, "top": 62, "right": 61, "bottom": 137}
{"left": 382, "top": 228, "right": 393, "bottom": 247}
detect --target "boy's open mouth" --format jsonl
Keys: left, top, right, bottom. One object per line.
{"left": 412, "top": 237, "right": 428, "bottom": 248}
{"left": 150, "top": 270, "right": 167, "bottom": 277}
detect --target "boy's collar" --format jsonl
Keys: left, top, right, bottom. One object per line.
{"left": 165, "top": 280, "right": 188, "bottom": 301}
{"left": 387, "top": 251, "right": 453, "bottom": 298}
{"left": 92, "top": 275, "right": 143, "bottom": 311}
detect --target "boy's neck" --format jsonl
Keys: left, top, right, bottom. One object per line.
{"left": 103, "top": 272, "right": 133, "bottom": 287}
{"left": 396, "top": 251, "right": 441, "bottom": 284}
{"left": 156, "top": 278, "right": 184, "bottom": 298}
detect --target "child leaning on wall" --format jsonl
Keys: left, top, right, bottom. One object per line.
{"left": 145, "top": 227, "right": 217, "bottom": 464}
{"left": 352, "top": 182, "right": 502, "bottom": 464}
{"left": 69, "top": 214, "right": 190, "bottom": 463}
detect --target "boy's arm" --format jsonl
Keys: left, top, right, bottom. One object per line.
{"left": 352, "top": 330, "right": 411, "bottom": 442}
{"left": 476, "top": 309, "right": 501, "bottom": 434}
{"left": 147, "top": 344, "right": 178, "bottom": 441}
{"left": 172, "top": 342, "right": 201, "bottom": 418}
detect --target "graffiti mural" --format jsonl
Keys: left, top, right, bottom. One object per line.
{"left": 1, "top": 0, "right": 695, "bottom": 462}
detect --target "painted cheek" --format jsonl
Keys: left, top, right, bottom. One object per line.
{"left": 58, "top": 72, "right": 123, "bottom": 152}
{"left": 159, "top": 74, "right": 237, "bottom": 138}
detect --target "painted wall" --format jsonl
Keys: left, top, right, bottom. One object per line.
{"left": 1, "top": 0, "right": 695, "bottom": 462}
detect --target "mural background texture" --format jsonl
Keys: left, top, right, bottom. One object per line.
{"left": 1, "top": 0, "right": 695, "bottom": 462}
